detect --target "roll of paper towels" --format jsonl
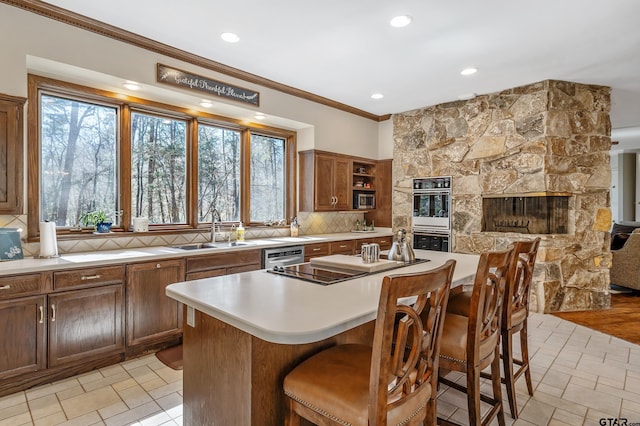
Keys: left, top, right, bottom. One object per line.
{"left": 39, "top": 221, "right": 58, "bottom": 257}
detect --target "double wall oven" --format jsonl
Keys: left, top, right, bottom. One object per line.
{"left": 412, "top": 176, "right": 451, "bottom": 252}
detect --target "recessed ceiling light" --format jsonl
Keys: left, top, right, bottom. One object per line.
{"left": 460, "top": 67, "right": 478, "bottom": 76}
{"left": 390, "top": 15, "right": 412, "bottom": 28}
{"left": 122, "top": 81, "right": 140, "bottom": 90}
{"left": 255, "top": 113, "right": 265, "bottom": 120}
{"left": 221, "top": 32, "right": 240, "bottom": 43}
{"left": 371, "top": 93, "right": 384, "bottom": 100}
{"left": 200, "top": 100, "right": 213, "bottom": 108}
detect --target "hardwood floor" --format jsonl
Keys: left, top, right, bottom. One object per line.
{"left": 552, "top": 292, "right": 640, "bottom": 345}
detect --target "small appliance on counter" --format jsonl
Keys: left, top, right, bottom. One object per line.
{"left": 0, "top": 228, "right": 24, "bottom": 260}
{"left": 388, "top": 229, "right": 415, "bottom": 262}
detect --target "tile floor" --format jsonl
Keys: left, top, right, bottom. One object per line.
{"left": 1, "top": 311, "right": 639, "bottom": 425}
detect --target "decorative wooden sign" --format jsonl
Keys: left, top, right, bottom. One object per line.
{"left": 157, "top": 63, "right": 260, "bottom": 106}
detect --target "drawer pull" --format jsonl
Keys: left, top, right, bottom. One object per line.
{"left": 39, "top": 306, "right": 44, "bottom": 324}
{"left": 156, "top": 263, "right": 161, "bottom": 269}
{"left": 81, "top": 274, "right": 102, "bottom": 281}
{"left": 51, "top": 304, "right": 56, "bottom": 322}
{"left": 312, "top": 248, "right": 321, "bottom": 251}
{"left": 0, "top": 285, "right": 10, "bottom": 290}
{"left": 339, "top": 245, "right": 347, "bottom": 248}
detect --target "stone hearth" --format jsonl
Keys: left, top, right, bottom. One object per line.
{"left": 393, "top": 80, "right": 612, "bottom": 312}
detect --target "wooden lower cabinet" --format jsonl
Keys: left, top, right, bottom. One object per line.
{"left": 0, "top": 295, "right": 46, "bottom": 380}
{"left": 185, "top": 249, "right": 261, "bottom": 280}
{"left": 304, "top": 242, "right": 330, "bottom": 262}
{"left": 330, "top": 240, "right": 355, "bottom": 255}
{"left": 48, "top": 285, "right": 124, "bottom": 367}
{"left": 126, "top": 259, "right": 185, "bottom": 347}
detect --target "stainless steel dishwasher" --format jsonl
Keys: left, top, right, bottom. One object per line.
{"left": 262, "top": 246, "right": 305, "bottom": 269}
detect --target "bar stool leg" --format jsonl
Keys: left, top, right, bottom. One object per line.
{"left": 502, "top": 329, "right": 518, "bottom": 418}
{"left": 521, "top": 321, "right": 534, "bottom": 396}
{"left": 467, "top": 367, "right": 482, "bottom": 425}
{"left": 491, "top": 350, "right": 506, "bottom": 426}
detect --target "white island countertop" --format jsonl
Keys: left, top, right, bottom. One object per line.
{"left": 166, "top": 250, "right": 479, "bottom": 345}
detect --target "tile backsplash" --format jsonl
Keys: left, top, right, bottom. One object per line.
{"left": 0, "top": 212, "right": 365, "bottom": 256}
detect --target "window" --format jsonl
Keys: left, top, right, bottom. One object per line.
{"left": 198, "top": 124, "right": 241, "bottom": 223}
{"left": 39, "top": 93, "right": 118, "bottom": 227}
{"left": 27, "top": 75, "right": 296, "bottom": 238}
{"left": 131, "top": 112, "right": 187, "bottom": 224}
{"left": 250, "top": 134, "right": 285, "bottom": 222}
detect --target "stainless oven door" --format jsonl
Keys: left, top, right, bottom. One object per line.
{"left": 412, "top": 190, "right": 450, "bottom": 229}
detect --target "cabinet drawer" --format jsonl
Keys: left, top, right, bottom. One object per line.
{"left": 304, "top": 242, "right": 330, "bottom": 260}
{"left": 0, "top": 274, "right": 43, "bottom": 299}
{"left": 187, "top": 249, "right": 261, "bottom": 273}
{"left": 330, "top": 240, "right": 355, "bottom": 254}
{"left": 54, "top": 266, "right": 125, "bottom": 290}
{"left": 373, "top": 236, "right": 393, "bottom": 251}
{"left": 186, "top": 269, "right": 227, "bottom": 281}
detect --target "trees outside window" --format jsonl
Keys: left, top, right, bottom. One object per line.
{"left": 198, "top": 125, "right": 240, "bottom": 223}
{"left": 40, "top": 94, "right": 117, "bottom": 227}
{"left": 131, "top": 112, "right": 187, "bottom": 224}
{"left": 28, "top": 75, "right": 296, "bottom": 238}
{"left": 250, "top": 134, "right": 285, "bottom": 222}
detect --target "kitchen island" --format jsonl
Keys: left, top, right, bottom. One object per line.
{"left": 166, "top": 249, "right": 480, "bottom": 425}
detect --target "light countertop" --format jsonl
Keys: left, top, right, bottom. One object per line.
{"left": 166, "top": 250, "right": 479, "bottom": 345}
{"left": 0, "top": 229, "right": 393, "bottom": 276}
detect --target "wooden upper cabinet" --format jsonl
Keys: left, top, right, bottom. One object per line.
{"left": 0, "top": 94, "right": 26, "bottom": 214}
{"left": 299, "top": 150, "right": 352, "bottom": 212}
{"left": 365, "top": 159, "right": 392, "bottom": 228}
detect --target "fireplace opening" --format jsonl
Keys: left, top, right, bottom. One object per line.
{"left": 482, "top": 195, "right": 570, "bottom": 234}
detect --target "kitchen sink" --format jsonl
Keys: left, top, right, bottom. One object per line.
{"left": 171, "top": 241, "right": 255, "bottom": 250}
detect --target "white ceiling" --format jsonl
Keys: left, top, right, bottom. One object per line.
{"left": 42, "top": 0, "right": 640, "bottom": 150}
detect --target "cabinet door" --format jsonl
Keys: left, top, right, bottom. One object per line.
{"left": 48, "top": 285, "right": 124, "bottom": 367}
{"left": 314, "top": 154, "right": 336, "bottom": 210}
{"left": 0, "top": 296, "right": 46, "bottom": 379}
{"left": 0, "top": 95, "right": 25, "bottom": 214}
{"left": 126, "top": 259, "right": 185, "bottom": 346}
{"left": 333, "top": 157, "right": 351, "bottom": 210}
{"left": 330, "top": 240, "right": 355, "bottom": 255}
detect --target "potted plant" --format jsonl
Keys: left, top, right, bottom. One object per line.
{"left": 79, "top": 210, "right": 112, "bottom": 233}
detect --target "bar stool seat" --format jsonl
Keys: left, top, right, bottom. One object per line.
{"left": 283, "top": 260, "right": 456, "bottom": 426}
{"left": 438, "top": 248, "right": 513, "bottom": 426}
{"left": 446, "top": 239, "right": 540, "bottom": 419}
{"left": 284, "top": 344, "right": 427, "bottom": 425}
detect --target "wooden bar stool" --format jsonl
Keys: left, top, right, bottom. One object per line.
{"left": 438, "top": 248, "right": 514, "bottom": 426}
{"left": 446, "top": 239, "right": 540, "bottom": 419}
{"left": 283, "top": 260, "right": 456, "bottom": 426}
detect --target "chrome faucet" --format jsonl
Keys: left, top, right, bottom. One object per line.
{"left": 211, "top": 208, "right": 221, "bottom": 242}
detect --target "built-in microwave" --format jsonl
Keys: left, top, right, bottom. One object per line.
{"left": 354, "top": 192, "right": 375, "bottom": 209}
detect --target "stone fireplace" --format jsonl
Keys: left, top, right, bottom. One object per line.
{"left": 482, "top": 194, "right": 570, "bottom": 234}
{"left": 393, "top": 80, "right": 612, "bottom": 312}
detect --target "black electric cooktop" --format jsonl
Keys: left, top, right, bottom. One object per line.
{"left": 267, "top": 258, "right": 429, "bottom": 285}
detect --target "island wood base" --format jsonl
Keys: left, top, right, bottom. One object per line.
{"left": 182, "top": 306, "right": 375, "bottom": 425}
